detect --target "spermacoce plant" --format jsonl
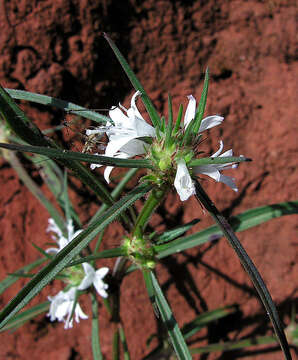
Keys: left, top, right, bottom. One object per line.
{"left": 0, "top": 33, "right": 296, "bottom": 359}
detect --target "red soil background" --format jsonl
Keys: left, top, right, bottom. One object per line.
{"left": 0, "top": 0, "right": 297, "bottom": 359}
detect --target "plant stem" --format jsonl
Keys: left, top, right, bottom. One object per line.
{"left": 194, "top": 180, "right": 292, "bottom": 360}
{"left": 133, "top": 187, "right": 167, "bottom": 238}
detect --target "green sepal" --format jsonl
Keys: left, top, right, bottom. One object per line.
{"left": 193, "top": 68, "right": 209, "bottom": 134}
{"left": 173, "top": 104, "right": 183, "bottom": 135}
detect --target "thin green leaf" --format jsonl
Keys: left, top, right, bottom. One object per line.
{"left": 67, "top": 247, "right": 126, "bottom": 267}
{"left": 0, "top": 86, "right": 114, "bottom": 205}
{"left": 155, "top": 200, "right": 298, "bottom": 258}
{"left": 0, "top": 142, "right": 153, "bottom": 169}
{"left": 113, "top": 328, "right": 120, "bottom": 360}
{"left": 156, "top": 219, "right": 199, "bottom": 245}
{"left": 119, "top": 323, "right": 131, "bottom": 360}
{"left": 150, "top": 271, "right": 192, "bottom": 360}
{"left": 31, "top": 242, "right": 53, "bottom": 260}
{"left": 193, "top": 68, "right": 209, "bottom": 134}
{"left": 91, "top": 293, "right": 103, "bottom": 360}
{"left": 0, "top": 183, "right": 152, "bottom": 329}
{"left": 165, "top": 94, "right": 173, "bottom": 147}
{"left": 182, "top": 306, "right": 236, "bottom": 340}
{"left": 189, "top": 156, "right": 251, "bottom": 167}
{"left": 194, "top": 180, "right": 292, "bottom": 360}
{"left": 103, "top": 33, "right": 161, "bottom": 131}
{"left": 63, "top": 171, "right": 71, "bottom": 224}
{"left": 173, "top": 104, "right": 183, "bottom": 135}
{"left": 0, "top": 301, "right": 50, "bottom": 332}
{"left": 0, "top": 258, "right": 46, "bottom": 295}
{"left": 5, "top": 88, "right": 110, "bottom": 124}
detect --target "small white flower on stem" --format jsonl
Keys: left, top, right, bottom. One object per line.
{"left": 89, "top": 91, "right": 156, "bottom": 182}
{"left": 47, "top": 287, "right": 88, "bottom": 329}
{"left": 174, "top": 159, "right": 196, "bottom": 201}
{"left": 78, "top": 263, "right": 109, "bottom": 298}
{"left": 194, "top": 140, "right": 240, "bottom": 192}
{"left": 184, "top": 95, "right": 224, "bottom": 133}
{"left": 46, "top": 219, "right": 83, "bottom": 254}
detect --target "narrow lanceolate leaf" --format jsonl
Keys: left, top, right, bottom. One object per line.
{"left": 156, "top": 219, "right": 199, "bottom": 245}
{"left": 0, "top": 86, "right": 114, "bottom": 205}
{"left": 150, "top": 272, "right": 192, "bottom": 360}
{"left": 165, "top": 94, "right": 173, "bottom": 147}
{"left": 0, "top": 86, "right": 47, "bottom": 145}
{"left": 189, "top": 156, "right": 251, "bottom": 167}
{"left": 67, "top": 247, "right": 126, "bottom": 267}
{"left": 5, "top": 88, "right": 110, "bottom": 124}
{"left": 0, "top": 142, "right": 153, "bottom": 169}
{"left": 194, "top": 180, "right": 292, "bottom": 360}
{"left": 193, "top": 68, "right": 209, "bottom": 134}
{"left": 119, "top": 323, "right": 131, "bottom": 360}
{"left": 173, "top": 104, "right": 183, "bottom": 135}
{"left": 103, "top": 33, "right": 161, "bottom": 131}
{"left": 0, "top": 183, "right": 152, "bottom": 329}
{"left": 182, "top": 306, "right": 236, "bottom": 340}
{"left": 0, "top": 258, "right": 46, "bottom": 295}
{"left": 91, "top": 293, "right": 103, "bottom": 360}
{"left": 155, "top": 200, "right": 298, "bottom": 258}
{"left": 0, "top": 302, "right": 50, "bottom": 332}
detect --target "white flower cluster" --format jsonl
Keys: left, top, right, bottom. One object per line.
{"left": 46, "top": 219, "right": 109, "bottom": 329}
{"left": 87, "top": 91, "right": 241, "bottom": 201}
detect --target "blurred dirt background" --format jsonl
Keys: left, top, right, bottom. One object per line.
{"left": 0, "top": 0, "right": 297, "bottom": 359}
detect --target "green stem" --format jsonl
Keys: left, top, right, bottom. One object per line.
{"left": 194, "top": 180, "right": 292, "bottom": 360}
{"left": 133, "top": 187, "right": 167, "bottom": 238}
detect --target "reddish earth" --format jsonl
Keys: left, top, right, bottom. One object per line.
{"left": 0, "top": 1, "right": 297, "bottom": 359}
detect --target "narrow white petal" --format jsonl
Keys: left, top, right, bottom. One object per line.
{"left": 95, "top": 267, "right": 109, "bottom": 279}
{"left": 184, "top": 95, "right": 196, "bottom": 129}
{"left": 105, "top": 135, "right": 136, "bottom": 157}
{"left": 212, "top": 140, "right": 224, "bottom": 157}
{"left": 93, "top": 277, "right": 109, "bottom": 298}
{"left": 47, "top": 218, "right": 63, "bottom": 238}
{"left": 174, "top": 159, "right": 196, "bottom": 201}
{"left": 109, "top": 107, "right": 129, "bottom": 127}
{"left": 199, "top": 115, "right": 224, "bottom": 133}
{"left": 74, "top": 303, "right": 88, "bottom": 322}
{"left": 104, "top": 166, "right": 114, "bottom": 184}
{"left": 82, "top": 262, "right": 95, "bottom": 276}
{"left": 195, "top": 166, "right": 221, "bottom": 182}
{"left": 130, "top": 91, "right": 144, "bottom": 121}
{"left": 120, "top": 139, "right": 148, "bottom": 156}
{"left": 220, "top": 149, "right": 233, "bottom": 157}
{"left": 219, "top": 174, "right": 238, "bottom": 192}
{"left": 45, "top": 247, "right": 59, "bottom": 254}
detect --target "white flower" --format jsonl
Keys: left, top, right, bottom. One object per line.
{"left": 184, "top": 95, "right": 224, "bottom": 132}
{"left": 88, "top": 91, "right": 155, "bottom": 183}
{"left": 78, "top": 263, "right": 109, "bottom": 298}
{"left": 47, "top": 287, "right": 88, "bottom": 329}
{"left": 46, "top": 219, "right": 83, "bottom": 254}
{"left": 194, "top": 140, "right": 240, "bottom": 192}
{"left": 174, "top": 159, "right": 196, "bottom": 201}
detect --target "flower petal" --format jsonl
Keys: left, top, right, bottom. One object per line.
{"left": 95, "top": 267, "right": 109, "bottom": 279}
{"left": 174, "top": 159, "right": 196, "bottom": 201}
{"left": 184, "top": 95, "right": 196, "bottom": 129}
{"left": 219, "top": 174, "right": 238, "bottom": 192}
{"left": 199, "top": 115, "right": 224, "bottom": 133}
{"left": 93, "top": 277, "right": 109, "bottom": 298}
